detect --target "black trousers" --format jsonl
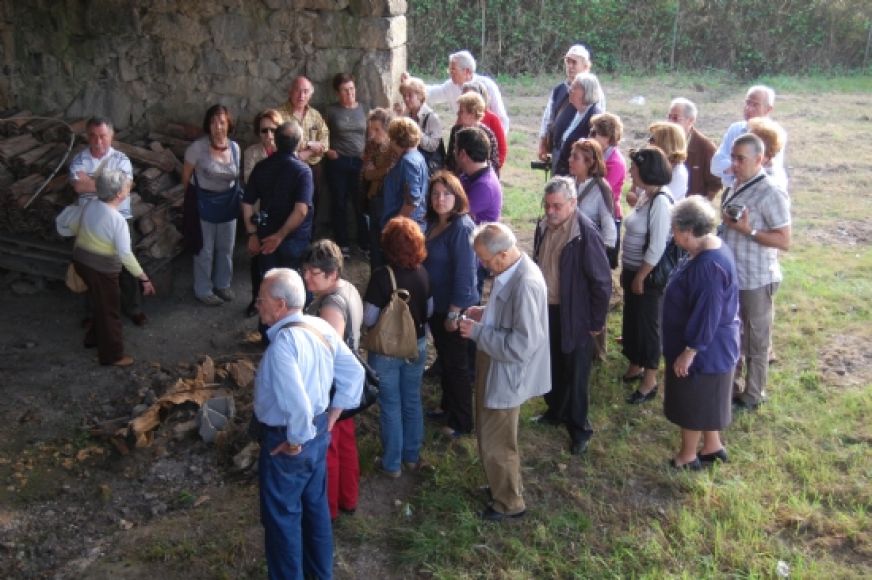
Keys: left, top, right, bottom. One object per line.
{"left": 620, "top": 268, "right": 663, "bottom": 370}
{"left": 430, "top": 312, "right": 473, "bottom": 433}
{"left": 544, "top": 305, "right": 595, "bottom": 444}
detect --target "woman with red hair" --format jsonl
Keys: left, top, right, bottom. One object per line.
{"left": 363, "top": 217, "right": 432, "bottom": 477}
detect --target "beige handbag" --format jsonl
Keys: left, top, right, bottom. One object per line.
{"left": 361, "top": 265, "right": 418, "bottom": 359}
{"left": 65, "top": 263, "right": 88, "bottom": 293}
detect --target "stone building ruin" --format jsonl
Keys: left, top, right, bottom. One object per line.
{"left": 0, "top": 0, "right": 408, "bottom": 136}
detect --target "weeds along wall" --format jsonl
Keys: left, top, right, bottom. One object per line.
{"left": 408, "top": 0, "right": 872, "bottom": 77}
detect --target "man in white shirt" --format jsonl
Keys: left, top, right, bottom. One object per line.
{"left": 68, "top": 117, "right": 144, "bottom": 326}
{"left": 711, "top": 85, "right": 787, "bottom": 188}
{"left": 253, "top": 267, "right": 363, "bottom": 578}
{"left": 407, "top": 50, "right": 510, "bottom": 133}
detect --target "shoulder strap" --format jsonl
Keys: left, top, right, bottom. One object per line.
{"left": 385, "top": 264, "right": 397, "bottom": 292}
{"left": 720, "top": 173, "right": 766, "bottom": 208}
{"left": 577, "top": 179, "right": 598, "bottom": 203}
{"left": 281, "top": 320, "right": 334, "bottom": 355}
{"left": 643, "top": 190, "right": 672, "bottom": 252}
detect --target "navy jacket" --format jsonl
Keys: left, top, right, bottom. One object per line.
{"left": 533, "top": 209, "right": 612, "bottom": 353}
{"left": 242, "top": 151, "right": 314, "bottom": 241}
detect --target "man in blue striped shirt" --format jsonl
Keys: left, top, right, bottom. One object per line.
{"left": 253, "top": 267, "right": 363, "bottom": 579}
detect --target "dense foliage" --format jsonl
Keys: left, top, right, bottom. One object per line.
{"left": 408, "top": 0, "right": 872, "bottom": 77}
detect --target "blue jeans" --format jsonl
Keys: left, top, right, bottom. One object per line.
{"left": 369, "top": 336, "right": 427, "bottom": 472}
{"left": 259, "top": 413, "right": 333, "bottom": 580}
{"left": 325, "top": 155, "right": 366, "bottom": 249}
{"left": 194, "top": 218, "right": 236, "bottom": 298}
{"left": 259, "top": 236, "right": 310, "bottom": 343}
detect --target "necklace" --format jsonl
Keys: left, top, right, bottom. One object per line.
{"left": 210, "top": 140, "right": 229, "bottom": 151}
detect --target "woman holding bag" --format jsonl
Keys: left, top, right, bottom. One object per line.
{"left": 182, "top": 104, "right": 242, "bottom": 306}
{"left": 363, "top": 217, "right": 431, "bottom": 477}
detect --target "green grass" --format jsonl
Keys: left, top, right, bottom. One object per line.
{"left": 84, "top": 74, "right": 872, "bottom": 578}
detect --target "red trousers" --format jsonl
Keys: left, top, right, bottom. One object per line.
{"left": 327, "top": 416, "right": 359, "bottom": 519}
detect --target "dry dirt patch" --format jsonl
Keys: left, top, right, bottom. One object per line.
{"left": 818, "top": 330, "right": 872, "bottom": 389}
{"left": 803, "top": 219, "right": 872, "bottom": 248}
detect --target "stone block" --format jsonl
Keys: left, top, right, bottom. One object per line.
{"left": 296, "top": 0, "right": 349, "bottom": 11}
{"left": 358, "top": 15, "right": 405, "bottom": 50}
{"left": 349, "top": 0, "right": 407, "bottom": 17}
{"left": 142, "top": 12, "right": 209, "bottom": 47}
{"left": 208, "top": 13, "right": 256, "bottom": 49}
{"left": 306, "top": 48, "right": 364, "bottom": 84}
{"left": 313, "top": 12, "right": 358, "bottom": 49}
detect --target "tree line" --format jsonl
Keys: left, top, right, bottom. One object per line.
{"left": 407, "top": 0, "right": 872, "bottom": 78}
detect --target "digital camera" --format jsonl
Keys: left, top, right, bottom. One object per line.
{"left": 250, "top": 210, "right": 269, "bottom": 228}
{"left": 724, "top": 204, "right": 746, "bottom": 221}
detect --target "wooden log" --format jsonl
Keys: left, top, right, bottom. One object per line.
{"left": 158, "top": 183, "right": 186, "bottom": 207}
{"left": 0, "top": 134, "right": 42, "bottom": 164}
{"left": 30, "top": 143, "right": 68, "bottom": 174}
{"left": 11, "top": 143, "right": 55, "bottom": 174}
{"left": 147, "top": 224, "right": 183, "bottom": 259}
{"left": 0, "top": 110, "right": 33, "bottom": 136}
{"left": 43, "top": 173, "right": 69, "bottom": 194}
{"left": 27, "top": 115, "right": 64, "bottom": 139}
{"left": 147, "top": 132, "right": 191, "bottom": 158}
{"left": 42, "top": 118, "right": 86, "bottom": 143}
{"left": 0, "top": 162, "right": 14, "bottom": 189}
{"left": 138, "top": 169, "right": 177, "bottom": 201}
{"left": 8, "top": 174, "right": 44, "bottom": 199}
{"left": 113, "top": 141, "right": 176, "bottom": 172}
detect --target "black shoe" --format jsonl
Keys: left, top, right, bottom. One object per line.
{"left": 531, "top": 414, "right": 561, "bottom": 426}
{"left": 570, "top": 439, "right": 590, "bottom": 456}
{"left": 697, "top": 448, "right": 729, "bottom": 463}
{"left": 732, "top": 397, "right": 760, "bottom": 412}
{"left": 479, "top": 505, "right": 526, "bottom": 522}
{"left": 669, "top": 457, "right": 702, "bottom": 471}
{"left": 626, "top": 386, "right": 658, "bottom": 405}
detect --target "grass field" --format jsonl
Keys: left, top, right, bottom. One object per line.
{"left": 90, "top": 73, "right": 872, "bottom": 579}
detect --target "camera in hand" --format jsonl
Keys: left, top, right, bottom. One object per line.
{"left": 724, "top": 204, "right": 746, "bottom": 221}
{"left": 250, "top": 210, "right": 269, "bottom": 228}
{"left": 530, "top": 160, "right": 550, "bottom": 171}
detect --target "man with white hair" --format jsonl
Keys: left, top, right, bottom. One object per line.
{"left": 711, "top": 85, "right": 787, "bottom": 188}
{"left": 458, "top": 222, "right": 550, "bottom": 521}
{"left": 667, "top": 97, "right": 721, "bottom": 200}
{"left": 253, "top": 267, "right": 364, "bottom": 578}
{"left": 407, "top": 50, "right": 509, "bottom": 133}
{"left": 538, "top": 45, "right": 595, "bottom": 162}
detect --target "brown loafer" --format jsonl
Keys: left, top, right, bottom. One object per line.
{"left": 110, "top": 356, "right": 135, "bottom": 367}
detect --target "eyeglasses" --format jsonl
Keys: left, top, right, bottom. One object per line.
{"left": 260, "top": 127, "right": 276, "bottom": 134}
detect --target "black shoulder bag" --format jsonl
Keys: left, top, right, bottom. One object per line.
{"left": 643, "top": 190, "right": 686, "bottom": 289}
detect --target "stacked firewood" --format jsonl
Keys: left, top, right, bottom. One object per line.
{"left": 0, "top": 112, "right": 199, "bottom": 277}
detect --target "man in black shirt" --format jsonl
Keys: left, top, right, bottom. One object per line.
{"left": 242, "top": 122, "right": 314, "bottom": 274}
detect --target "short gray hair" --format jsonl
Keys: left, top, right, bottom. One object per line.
{"left": 544, "top": 175, "right": 577, "bottom": 201}
{"left": 747, "top": 85, "right": 775, "bottom": 107}
{"left": 733, "top": 133, "right": 765, "bottom": 157}
{"left": 461, "top": 79, "right": 490, "bottom": 106}
{"left": 472, "top": 222, "right": 516, "bottom": 255}
{"left": 572, "top": 73, "right": 603, "bottom": 106}
{"left": 95, "top": 169, "right": 130, "bottom": 202}
{"left": 450, "top": 50, "right": 476, "bottom": 74}
{"left": 669, "top": 97, "right": 698, "bottom": 121}
{"left": 672, "top": 196, "right": 717, "bottom": 237}
{"left": 263, "top": 268, "right": 305, "bottom": 310}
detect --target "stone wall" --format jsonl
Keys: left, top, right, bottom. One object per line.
{"left": 0, "top": 0, "right": 406, "bottom": 138}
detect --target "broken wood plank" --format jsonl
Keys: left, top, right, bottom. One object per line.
{"left": 11, "top": 143, "right": 55, "bottom": 174}
{"left": 0, "top": 110, "right": 33, "bottom": 136}
{"left": 147, "top": 132, "right": 191, "bottom": 158}
{"left": 8, "top": 174, "right": 44, "bottom": 198}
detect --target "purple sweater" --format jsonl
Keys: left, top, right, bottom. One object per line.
{"left": 460, "top": 167, "right": 502, "bottom": 224}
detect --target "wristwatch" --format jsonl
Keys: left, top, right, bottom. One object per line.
{"left": 749, "top": 229, "right": 758, "bottom": 240}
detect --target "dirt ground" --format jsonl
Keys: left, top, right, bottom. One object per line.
{"left": 2, "top": 75, "right": 871, "bottom": 578}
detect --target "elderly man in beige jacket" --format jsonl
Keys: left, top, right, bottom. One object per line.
{"left": 459, "top": 222, "right": 550, "bottom": 522}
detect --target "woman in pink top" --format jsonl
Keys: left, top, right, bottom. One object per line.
{"left": 590, "top": 112, "right": 627, "bottom": 266}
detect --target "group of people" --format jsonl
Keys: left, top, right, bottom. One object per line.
{"left": 63, "top": 44, "right": 792, "bottom": 578}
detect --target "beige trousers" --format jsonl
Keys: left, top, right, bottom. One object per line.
{"left": 474, "top": 351, "right": 525, "bottom": 514}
